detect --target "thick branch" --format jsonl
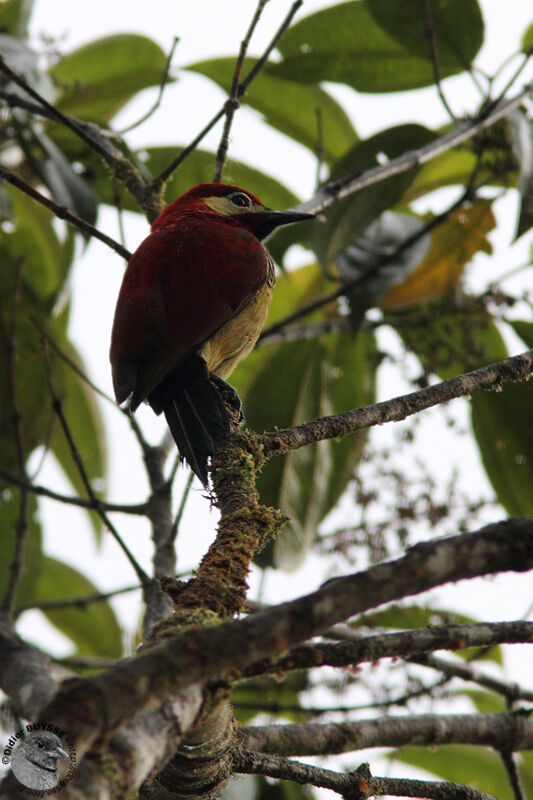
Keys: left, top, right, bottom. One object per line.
{"left": 0, "top": 620, "right": 62, "bottom": 717}
{"left": 260, "top": 349, "right": 533, "bottom": 457}
{"left": 243, "top": 620, "right": 533, "bottom": 689}
{"left": 239, "top": 711, "right": 533, "bottom": 757}
{"left": 35, "top": 519, "right": 533, "bottom": 762}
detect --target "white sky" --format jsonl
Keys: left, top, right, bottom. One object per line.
{"left": 11, "top": 0, "right": 533, "bottom": 738}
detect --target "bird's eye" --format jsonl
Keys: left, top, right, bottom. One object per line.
{"left": 230, "top": 193, "right": 251, "bottom": 208}
{"left": 37, "top": 742, "right": 45, "bottom": 749}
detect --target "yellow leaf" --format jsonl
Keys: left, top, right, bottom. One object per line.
{"left": 379, "top": 200, "right": 495, "bottom": 311}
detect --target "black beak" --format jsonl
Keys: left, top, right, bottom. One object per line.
{"left": 253, "top": 208, "right": 316, "bottom": 241}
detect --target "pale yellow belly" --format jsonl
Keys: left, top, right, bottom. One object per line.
{"left": 199, "top": 282, "right": 273, "bottom": 379}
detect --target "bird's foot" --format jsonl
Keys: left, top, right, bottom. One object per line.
{"left": 210, "top": 374, "right": 243, "bottom": 422}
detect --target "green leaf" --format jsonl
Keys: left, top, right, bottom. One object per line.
{"left": 4, "top": 185, "right": 67, "bottom": 303}
{"left": 273, "top": 0, "right": 482, "bottom": 92}
{"left": 400, "top": 306, "right": 533, "bottom": 516}
{"left": 521, "top": 22, "right": 533, "bottom": 53}
{"left": 391, "top": 745, "right": 515, "bottom": 800}
{"left": 462, "top": 690, "right": 506, "bottom": 715}
{"left": 0, "top": 493, "right": 42, "bottom": 609}
{"left": 187, "top": 57, "right": 357, "bottom": 164}
{"left": 315, "top": 124, "right": 436, "bottom": 265}
{"left": 354, "top": 604, "right": 477, "bottom": 630}
{"left": 31, "top": 556, "right": 122, "bottom": 658}
{"left": 0, "top": 246, "right": 58, "bottom": 467}
{"left": 50, "top": 34, "right": 170, "bottom": 122}
{"left": 518, "top": 752, "right": 533, "bottom": 799}
{"left": 0, "top": 0, "right": 35, "bottom": 38}
{"left": 509, "top": 319, "right": 533, "bottom": 347}
{"left": 247, "top": 331, "right": 376, "bottom": 570}
{"left": 472, "top": 382, "right": 533, "bottom": 516}
{"left": 366, "top": 0, "right": 484, "bottom": 76}
{"left": 406, "top": 146, "right": 517, "bottom": 202}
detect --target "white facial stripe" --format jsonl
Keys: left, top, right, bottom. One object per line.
{"left": 202, "top": 194, "right": 260, "bottom": 216}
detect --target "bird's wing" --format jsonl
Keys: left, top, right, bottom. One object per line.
{"left": 110, "top": 216, "right": 270, "bottom": 409}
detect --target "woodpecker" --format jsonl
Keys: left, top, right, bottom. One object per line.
{"left": 110, "top": 183, "right": 314, "bottom": 486}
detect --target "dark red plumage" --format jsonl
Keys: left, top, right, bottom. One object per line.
{"left": 110, "top": 183, "right": 314, "bottom": 485}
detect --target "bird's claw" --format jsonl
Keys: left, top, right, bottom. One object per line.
{"left": 210, "top": 373, "right": 244, "bottom": 422}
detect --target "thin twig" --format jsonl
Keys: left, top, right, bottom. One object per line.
{"left": 0, "top": 165, "right": 131, "bottom": 259}
{"left": 0, "top": 55, "right": 120, "bottom": 167}
{"left": 410, "top": 652, "right": 533, "bottom": 704}
{"left": 259, "top": 182, "right": 475, "bottom": 341}
{"left": 153, "top": 108, "right": 227, "bottom": 188}
{"left": 0, "top": 266, "right": 29, "bottom": 616}
{"left": 154, "top": 1, "right": 302, "bottom": 188}
{"left": 41, "top": 340, "right": 149, "bottom": 585}
{"left": 260, "top": 347, "right": 533, "bottom": 457}
{"left": 239, "top": 0, "right": 303, "bottom": 94}
{"left": 16, "top": 584, "right": 140, "bottom": 613}
{"left": 422, "top": 0, "right": 457, "bottom": 121}
{"left": 114, "top": 37, "right": 179, "bottom": 135}
{"left": 488, "top": 50, "right": 533, "bottom": 113}
{"left": 234, "top": 751, "right": 497, "bottom": 800}
{"left": 31, "top": 317, "right": 121, "bottom": 406}
{"left": 213, "top": 0, "right": 270, "bottom": 182}
{"left": 294, "top": 82, "right": 533, "bottom": 218}
{"left": 0, "top": 466, "right": 147, "bottom": 515}
{"left": 169, "top": 471, "right": 194, "bottom": 543}
{"left": 499, "top": 749, "right": 527, "bottom": 800}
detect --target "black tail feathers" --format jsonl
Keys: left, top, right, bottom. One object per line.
{"left": 149, "top": 357, "right": 233, "bottom": 487}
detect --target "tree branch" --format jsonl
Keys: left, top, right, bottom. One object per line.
{"left": 409, "top": 652, "right": 533, "bottom": 704}
{"left": 0, "top": 270, "right": 29, "bottom": 617}
{"left": 243, "top": 620, "right": 533, "bottom": 693}
{"left": 16, "top": 584, "right": 139, "bottom": 614}
{"left": 239, "top": 711, "right": 533, "bottom": 757}
{"left": 259, "top": 178, "right": 477, "bottom": 340}
{"left": 295, "top": 82, "right": 533, "bottom": 216}
{"left": 233, "top": 751, "right": 498, "bottom": 800}
{"left": 213, "top": 0, "right": 270, "bottom": 182}
{"left": 0, "top": 164, "right": 131, "bottom": 259}
{"left": 260, "top": 348, "right": 533, "bottom": 458}
{"left": 0, "top": 465, "right": 147, "bottom": 515}
{"left": 42, "top": 341, "right": 149, "bottom": 586}
{"left": 422, "top": 0, "right": 457, "bottom": 121}
{"left": 498, "top": 749, "right": 526, "bottom": 800}
{"left": 35, "top": 519, "right": 533, "bottom": 761}
{"left": 154, "top": 1, "right": 302, "bottom": 188}
{"left": 0, "top": 619, "right": 61, "bottom": 718}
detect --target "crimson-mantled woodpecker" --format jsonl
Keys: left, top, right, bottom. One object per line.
{"left": 110, "top": 183, "right": 314, "bottom": 486}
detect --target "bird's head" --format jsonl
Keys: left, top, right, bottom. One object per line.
{"left": 152, "top": 183, "right": 315, "bottom": 240}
